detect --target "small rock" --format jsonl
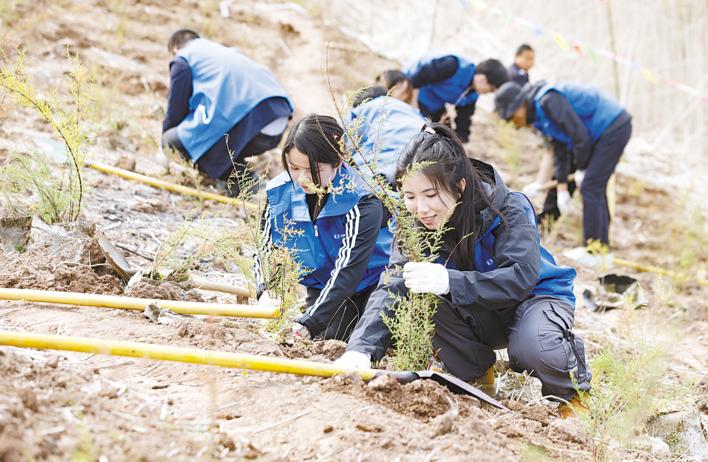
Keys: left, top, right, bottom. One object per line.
{"left": 367, "top": 373, "right": 398, "bottom": 391}
{"left": 323, "top": 425, "right": 334, "bottom": 433}
{"left": 648, "top": 436, "right": 671, "bottom": 459}
{"left": 356, "top": 423, "right": 383, "bottom": 433}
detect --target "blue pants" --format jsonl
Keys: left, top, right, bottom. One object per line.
{"left": 433, "top": 295, "right": 591, "bottom": 401}
{"left": 581, "top": 115, "right": 632, "bottom": 245}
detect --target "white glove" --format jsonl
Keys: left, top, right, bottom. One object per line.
{"left": 334, "top": 351, "right": 371, "bottom": 369}
{"left": 292, "top": 323, "right": 311, "bottom": 340}
{"left": 522, "top": 181, "right": 542, "bottom": 198}
{"left": 403, "top": 262, "right": 450, "bottom": 295}
{"left": 257, "top": 291, "right": 281, "bottom": 308}
{"left": 574, "top": 170, "right": 586, "bottom": 189}
{"left": 557, "top": 190, "right": 572, "bottom": 215}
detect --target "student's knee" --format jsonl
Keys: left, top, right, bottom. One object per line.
{"left": 508, "top": 299, "right": 591, "bottom": 400}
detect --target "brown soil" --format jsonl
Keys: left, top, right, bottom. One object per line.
{"left": 0, "top": 0, "right": 705, "bottom": 460}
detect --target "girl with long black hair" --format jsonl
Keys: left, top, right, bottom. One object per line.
{"left": 336, "top": 124, "right": 591, "bottom": 411}
{"left": 254, "top": 114, "right": 393, "bottom": 341}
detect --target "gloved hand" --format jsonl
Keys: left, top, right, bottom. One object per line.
{"left": 522, "top": 181, "right": 543, "bottom": 198}
{"left": 333, "top": 351, "right": 371, "bottom": 369}
{"left": 257, "top": 291, "right": 281, "bottom": 308}
{"left": 403, "top": 262, "right": 450, "bottom": 295}
{"left": 557, "top": 190, "right": 572, "bottom": 215}
{"left": 574, "top": 170, "right": 586, "bottom": 189}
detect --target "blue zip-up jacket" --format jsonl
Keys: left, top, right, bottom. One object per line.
{"left": 175, "top": 38, "right": 293, "bottom": 162}
{"left": 345, "top": 96, "right": 426, "bottom": 184}
{"left": 532, "top": 82, "right": 624, "bottom": 169}
{"left": 406, "top": 54, "right": 478, "bottom": 113}
{"left": 347, "top": 160, "right": 577, "bottom": 361}
{"left": 255, "top": 164, "right": 393, "bottom": 335}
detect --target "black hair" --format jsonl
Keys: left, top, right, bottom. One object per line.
{"left": 396, "top": 123, "right": 503, "bottom": 270}
{"left": 168, "top": 29, "right": 200, "bottom": 52}
{"left": 515, "top": 43, "right": 534, "bottom": 56}
{"left": 376, "top": 69, "right": 409, "bottom": 90}
{"left": 475, "top": 58, "right": 509, "bottom": 89}
{"left": 282, "top": 114, "right": 343, "bottom": 188}
{"left": 352, "top": 85, "right": 388, "bottom": 108}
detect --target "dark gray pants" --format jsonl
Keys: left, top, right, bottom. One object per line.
{"left": 434, "top": 295, "right": 591, "bottom": 401}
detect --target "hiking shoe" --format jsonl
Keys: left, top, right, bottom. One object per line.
{"left": 558, "top": 395, "right": 589, "bottom": 419}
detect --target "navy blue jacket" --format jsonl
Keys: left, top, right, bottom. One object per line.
{"left": 525, "top": 81, "right": 625, "bottom": 170}
{"left": 346, "top": 160, "right": 577, "bottom": 361}
{"left": 255, "top": 164, "right": 393, "bottom": 335}
{"left": 507, "top": 63, "right": 529, "bottom": 86}
{"left": 406, "top": 54, "right": 478, "bottom": 113}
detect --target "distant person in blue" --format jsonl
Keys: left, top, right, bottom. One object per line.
{"left": 254, "top": 115, "right": 393, "bottom": 341}
{"left": 376, "top": 56, "right": 509, "bottom": 143}
{"left": 345, "top": 85, "right": 426, "bottom": 186}
{"left": 507, "top": 44, "right": 535, "bottom": 86}
{"left": 495, "top": 81, "right": 632, "bottom": 246}
{"left": 335, "top": 124, "right": 590, "bottom": 415}
{"left": 161, "top": 29, "right": 294, "bottom": 192}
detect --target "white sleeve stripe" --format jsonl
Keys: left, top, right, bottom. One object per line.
{"left": 306, "top": 205, "right": 361, "bottom": 316}
{"left": 254, "top": 204, "right": 272, "bottom": 288}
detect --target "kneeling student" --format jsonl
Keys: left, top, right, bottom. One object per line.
{"left": 255, "top": 115, "right": 393, "bottom": 341}
{"left": 336, "top": 124, "right": 591, "bottom": 413}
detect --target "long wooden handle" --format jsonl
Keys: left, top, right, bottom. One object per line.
{"left": 0, "top": 288, "right": 278, "bottom": 318}
{"left": 0, "top": 331, "right": 378, "bottom": 380}
{"left": 86, "top": 162, "right": 258, "bottom": 211}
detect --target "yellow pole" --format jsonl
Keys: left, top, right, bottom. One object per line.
{"left": 613, "top": 258, "right": 708, "bottom": 287}
{"left": 0, "top": 331, "right": 379, "bottom": 380}
{"left": 0, "top": 288, "right": 280, "bottom": 318}
{"left": 86, "top": 162, "right": 258, "bottom": 211}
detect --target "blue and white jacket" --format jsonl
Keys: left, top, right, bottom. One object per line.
{"left": 255, "top": 164, "right": 393, "bottom": 335}
{"left": 175, "top": 38, "right": 293, "bottom": 161}
{"left": 345, "top": 96, "right": 426, "bottom": 184}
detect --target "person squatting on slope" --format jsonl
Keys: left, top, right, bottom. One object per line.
{"left": 376, "top": 55, "right": 509, "bottom": 143}
{"left": 494, "top": 80, "right": 632, "bottom": 245}
{"left": 344, "top": 85, "right": 427, "bottom": 187}
{"left": 335, "top": 124, "right": 591, "bottom": 407}
{"left": 507, "top": 43, "right": 535, "bottom": 86}
{"left": 254, "top": 115, "right": 393, "bottom": 341}
{"left": 161, "top": 29, "right": 293, "bottom": 191}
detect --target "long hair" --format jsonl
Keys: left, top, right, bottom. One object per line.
{"left": 395, "top": 124, "right": 503, "bottom": 270}
{"left": 282, "top": 114, "right": 344, "bottom": 188}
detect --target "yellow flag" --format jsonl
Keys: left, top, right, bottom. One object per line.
{"left": 553, "top": 33, "right": 569, "bottom": 50}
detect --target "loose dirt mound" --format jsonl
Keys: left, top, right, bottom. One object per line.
{"left": 0, "top": 252, "right": 124, "bottom": 295}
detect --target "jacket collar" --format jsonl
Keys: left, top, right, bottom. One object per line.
{"left": 287, "top": 164, "right": 363, "bottom": 222}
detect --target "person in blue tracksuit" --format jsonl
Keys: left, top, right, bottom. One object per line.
{"left": 254, "top": 115, "right": 393, "bottom": 341}
{"left": 161, "top": 29, "right": 294, "bottom": 187}
{"left": 376, "top": 56, "right": 508, "bottom": 143}
{"left": 494, "top": 81, "right": 632, "bottom": 245}
{"left": 507, "top": 43, "right": 535, "bottom": 86}
{"left": 345, "top": 85, "right": 426, "bottom": 186}
{"left": 336, "top": 124, "right": 591, "bottom": 406}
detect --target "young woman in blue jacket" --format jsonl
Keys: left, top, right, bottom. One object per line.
{"left": 336, "top": 124, "right": 591, "bottom": 407}
{"left": 255, "top": 115, "right": 393, "bottom": 341}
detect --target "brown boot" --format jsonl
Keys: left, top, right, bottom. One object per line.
{"left": 469, "top": 366, "right": 496, "bottom": 394}
{"left": 557, "top": 395, "right": 589, "bottom": 419}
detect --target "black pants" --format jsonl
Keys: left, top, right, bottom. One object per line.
{"left": 162, "top": 128, "right": 283, "bottom": 181}
{"left": 433, "top": 295, "right": 591, "bottom": 401}
{"left": 304, "top": 285, "right": 376, "bottom": 341}
{"left": 419, "top": 103, "right": 475, "bottom": 143}
{"left": 580, "top": 117, "right": 632, "bottom": 245}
